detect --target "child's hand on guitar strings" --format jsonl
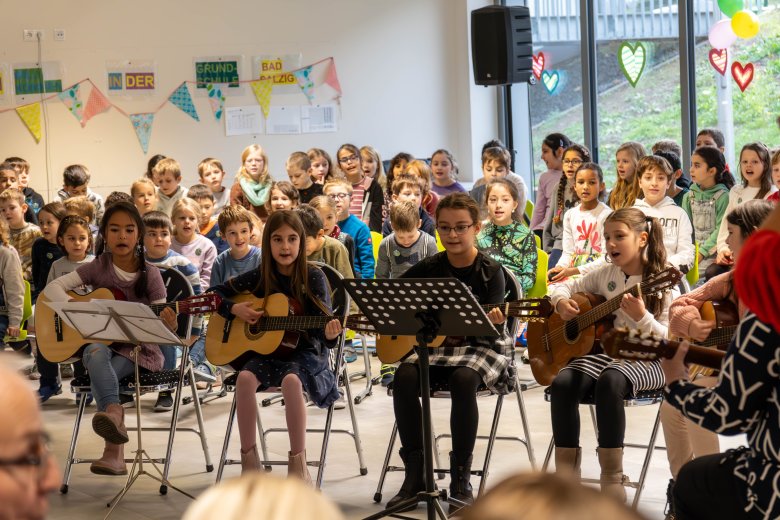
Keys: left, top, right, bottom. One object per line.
{"left": 231, "top": 301, "right": 263, "bottom": 324}
{"left": 324, "top": 319, "right": 343, "bottom": 340}
{"left": 620, "top": 293, "right": 646, "bottom": 322}
{"left": 556, "top": 299, "right": 580, "bottom": 321}
{"left": 487, "top": 307, "right": 506, "bottom": 325}
{"left": 660, "top": 339, "right": 690, "bottom": 384}
{"left": 160, "top": 307, "right": 178, "bottom": 331}
{"left": 687, "top": 318, "right": 715, "bottom": 342}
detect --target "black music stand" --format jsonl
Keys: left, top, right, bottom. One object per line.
{"left": 343, "top": 278, "right": 499, "bottom": 520}
{"left": 49, "top": 299, "right": 193, "bottom": 518}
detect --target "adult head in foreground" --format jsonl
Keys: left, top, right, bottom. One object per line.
{"left": 0, "top": 360, "right": 61, "bottom": 520}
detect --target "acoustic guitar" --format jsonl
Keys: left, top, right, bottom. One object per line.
{"left": 526, "top": 267, "right": 682, "bottom": 385}
{"left": 684, "top": 299, "right": 739, "bottom": 378}
{"left": 205, "top": 293, "right": 375, "bottom": 366}
{"left": 36, "top": 289, "right": 220, "bottom": 363}
{"left": 375, "top": 298, "right": 553, "bottom": 363}
{"left": 601, "top": 328, "right": 726, "bottom": 370}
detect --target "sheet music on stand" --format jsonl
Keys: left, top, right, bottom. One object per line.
{"left": 44, "top": 299, "right": 185, "bottom": 346}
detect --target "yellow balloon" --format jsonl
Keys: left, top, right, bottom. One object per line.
{"left": 732, "top": 10, "right": 760, "bottom": 39}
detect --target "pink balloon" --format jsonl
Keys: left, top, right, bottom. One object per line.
{"left": 709, "top": 19, "right": 738, "bottom": 49}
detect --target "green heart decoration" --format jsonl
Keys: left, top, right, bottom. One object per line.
{"left": 619, "top": 42, "right": 647, "bottom": 88}
{"left": 542, "top": 70, "right": 560, "bottom": 94}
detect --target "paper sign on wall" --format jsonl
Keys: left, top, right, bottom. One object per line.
{"left": 194, "top": 55, "right": 243, "bottom": 95}
{"left": 0, "top": 64, "right": 9, "bottom": 104}
{"left": 252, "top": 54, "right": 302, "bottom": 94}
{"left": 301, "top": 104, "right": 338, "bottom": 133}
{"left": 13, "top": 62, "right": 63, "bottom": 101}
{"left": 106, "top": 60, "right": 156, "bottom": 96}
{"left": 225, "top": 106, "right": 264, "bottom": 136}
{"left": 266, "top": 105, "right": 301, "bottom": 135}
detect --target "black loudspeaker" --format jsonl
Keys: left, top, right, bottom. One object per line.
{"left": 471, "top": 5, "right": 534, "bottom": 86}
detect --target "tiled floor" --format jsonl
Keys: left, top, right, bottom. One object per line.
{"left": 18, "top": 353, "right": 743, "bottom": 520}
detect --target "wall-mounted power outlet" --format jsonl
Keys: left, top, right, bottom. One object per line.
{"left": 53, "top": 29, "right": 65, "bottom": 41}
{"left": 23, "top": 29, "right": 44, "bottom": 41}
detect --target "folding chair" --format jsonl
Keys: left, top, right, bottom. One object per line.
{"left": 372, "top": 267, "right": 536, "bottom": 503}
{"left": 215, "top": 262, "right": 367, "bottom": 488}
{"left": 59, "top": 268, "right": 213, "bottom": 495}
{"left": 541, "top": 387, "right": 666, "bottom": 509}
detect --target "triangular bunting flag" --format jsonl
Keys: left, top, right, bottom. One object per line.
{"left": 250, "top": 79, "right": 273, "bottom": 119}
{"left": 168, "top": 82, "right": 199, "bottom": 122}
{"left": 293, "top": 66, "right": 315, "bottom": 102}
{"left": 58, "top": 84, "right": 84, "bottom": 124}
{"left": 129, "top": 113, "right": 154, "bottom": 154}
{"left": 206, "top": 83, "right": 225, "bottom": 121}
{"left": 324, "top": 59, "right": 342, "bottom": 96}
{"left": 81, "top": 86, "right": 112, "bottom": 127}
{"left": 16, "top": 103, "right": 42, "bottom": 143}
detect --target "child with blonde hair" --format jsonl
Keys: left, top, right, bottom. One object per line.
{"left": 307, "top": 148, "right": 337, "bottom": 185}
{"left": 153, "top": 158, "right": 187, "bottom": 216}
{"left": 197, "top": 158, "right": 230, "bottom": 213}
{"left": 607, "top": 142, "right": 647, "bottom": 210}
{"left": 360, "top": 145, "right": 387, "bottom": 192}
{"left": 131, "top": 177, "right": 158, "bottom": 216}
{"left": 231, "top": 144, "right": 272, "bottom": 222}
{"left": 403, "top": 159, "right": 439, "bottom": 218}
{"left": 171, "top": 198, "right": 217, "bottom": 290}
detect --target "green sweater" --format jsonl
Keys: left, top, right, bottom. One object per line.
{"left": 681, "top": 183, "right": 730, "bottom": 257}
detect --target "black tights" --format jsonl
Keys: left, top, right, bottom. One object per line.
{"left": 393, "top": 363, "right": 481, "bottom": 458}
{"left": 550, "top": 368, "right": 632, "bottom": 449}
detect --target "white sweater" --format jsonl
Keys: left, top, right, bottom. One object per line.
{"left": 715, "top": 185, "right": 778, "bottom": 253}
{"left": 550, "top": 263, "right": 676, "bottom": 338}
{"left": 634, "top": 196, "right": 695, "bottom": 271}
{"left": 556, "top": 202, "right": 612, "bottom": 269}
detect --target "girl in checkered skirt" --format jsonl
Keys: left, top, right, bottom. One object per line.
{"left": 386, "top": 193, "right": 514, "bottom": 512}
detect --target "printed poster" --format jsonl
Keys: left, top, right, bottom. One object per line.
{"left": 106, "top": 60, "right": 156, "bottom": 96}
{"left": 301, "top": 104, "right": 338, "bottom": 133}
{"left": 225, "top": 106, "right": 264, "bottom": 136}
{"left": 266, "top": 105, "right": 301, "bottom": 135}
{"left": 13, "top": 61, "right": 63, "bottom": 102}
{"left": 252, "top": 54, "right": 302, "bottom": 94}
{"left": 193, "top": 55, "right": 244, "bottom": 96}
{"left": 0, "top": 64, "right": 9, "bottom": 104}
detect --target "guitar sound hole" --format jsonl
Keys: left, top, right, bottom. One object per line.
{"left": 564, "top": 321, "right": 579, "bottom": 342}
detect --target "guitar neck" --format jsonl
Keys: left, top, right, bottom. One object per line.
{"left": 697, "top": 325, "right": 738, "bottom": 349}
{"left": 660, "top": 341, "right": 726, "bottom": 369}
{"left": 574, "top": 281, "right": 652, "bottom": 330}
{"left": 258, "top": 315, "right": 361, "bottom": 331}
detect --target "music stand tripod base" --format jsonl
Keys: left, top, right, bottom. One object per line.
{"left": 343, "top": 278, "right": 498, "bottom": 520}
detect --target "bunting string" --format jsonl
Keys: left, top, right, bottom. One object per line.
{"left": 0, "top": 56, "right": 342, "bottom": 151}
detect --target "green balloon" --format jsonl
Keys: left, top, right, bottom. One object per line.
{"left": 718, "top": 0, "right": 744, "bottom": 17}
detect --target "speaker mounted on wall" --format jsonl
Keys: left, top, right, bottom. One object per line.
{"left": 471, "top": 5, "right": 534, "bottom": 86}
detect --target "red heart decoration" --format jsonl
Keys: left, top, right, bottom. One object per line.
{"left": 708, "top": 48, "right": 728, "bottom": 76}
{"left": 731, "top": 61, "right": 755, "bottom": 92}
{"left": 532, "top": 53, "right": 545, "bottom": 80}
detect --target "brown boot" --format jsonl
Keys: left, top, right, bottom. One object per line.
{"left": 90, "top": 441, "right": 128, "bottom": 475}
{"left": 288, "top": 450, "right": 312, "bottom": 485}
{"left": 554, "top": 446, "right": 582, "bottom": 480}
{"left": 597, "top": 447, "right": 628, "bottom": 502}
{"left": 240, "top": 445, "right": 261, "bottom": 475}
{"left": 92, "top": 404, "right": 129, "bottom": 444}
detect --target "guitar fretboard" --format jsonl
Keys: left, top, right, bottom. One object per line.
{"left": 697, "top": 325, "right": 738, "bottom": 348}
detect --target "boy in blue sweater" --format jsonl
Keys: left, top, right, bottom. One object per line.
{"left": 324, "top": 178, "right": 375, "bottom": 279}
{"left": 210, "top": 205, "right": 262, "bottom": 287}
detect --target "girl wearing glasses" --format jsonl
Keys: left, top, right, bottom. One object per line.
{"left": 230, "top": 144, "right": 273, "bottom": 224}
{"left": 335, "top": 144, "right": 384, "bottom": 233}
{"left": 543, "top": 144, "right": 591, "bottom": 267}
{"left": 607, "top": 141, "right": 647, "bottom": 211}
{"left": 386, "top": 192, "right": 512, "bottom": 513}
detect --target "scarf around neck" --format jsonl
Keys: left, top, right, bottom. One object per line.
{"left": 240, "top": 177, "right": 272, "bottom": 207}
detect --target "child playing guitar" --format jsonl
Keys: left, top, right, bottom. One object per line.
{"left": 386, "top": 193, "right": 512, "bottom": 513}
{"left": 41, "top": 202, "right": 177, "bottom": 476}
{"left": 548, "top": 208, "right": 678, "bottom": 501}
{"left": 208, "top": 210, "right": 342, "bottom": 483}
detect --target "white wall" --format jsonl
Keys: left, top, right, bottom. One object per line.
{"left": 0, "top": 0, "right": 496, "bottom": 202}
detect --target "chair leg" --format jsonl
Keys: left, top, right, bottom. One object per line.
{"left": 631, "top": 404, "right": 663, "bottom": 509}
{"left": 373, "top": 421, "right": 398, "bottom": 503}
{"left": 315, "top": 404, "right": 335, "bottom": 489}
{"left": 478, "top": 394, "right": 504, "bottom": 497}
{"left": 541, "top": 437, "right": 554, "bottom": 471}
{"left": 188, "top": 365, "right": 213, "bottom": 471}
{"left": 160, "top": 352, "right": 190, "bottom": 492}
{"left": 215, "top": 392, "right": 238, "bottom": 483}
{"left": 60, "top": 390, "right": 88, "bottom": 494}
{"left": 515, "top": 382, "right": 537, "bottom": 469}
{"left": 256, "top": 402, "right": 271, "bottom": 470}
{"left": 342, "top": 364, "right": 368, "bottom": 474}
